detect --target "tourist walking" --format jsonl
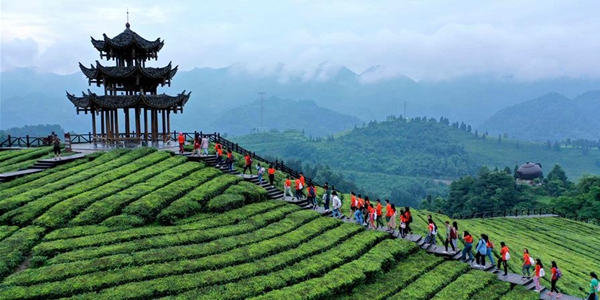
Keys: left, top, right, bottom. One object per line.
{"left": 201, "top": 135, "right": 209, "bottom": 155}
{"left": 399, "top": 209, "right": 407, "bottom": 238}
{"left": 461, "top": 231, "right": 474, "bottom": 262}
{"left": 243, "top": 154, "right": 253, "bottom": 174}
{"left": 549, "top": 261, "right": 562, "bottom": 298}
{"left": 331, "top": 191, "right": 342, "bottom": 218}
{"left": 385, "top": 200, "right": 393, "bottom": 231}
{"left": 354, "top": 203, "right": 364, "bottom": 225}
{"left": 295, "top": 178, "right": 303, "bottom": 200}
{"left": 424, "top": 219, "right": 437, "bottom": 246}
{"left": 215, "top": 143, "right": 223, "bottom": 166}
{"left": 284, "top": 177, "right": 294, "bottom": 199}
{"left": 522, "top": 248, "right": 533, "bottom": 279}
{"left": 534, "top": 258, "right": 545, "bottom": 292}
{"left": 588, "top": 272, "right": 598, "bottom": 300}
{"left": 299, "top": 173, "right": 306, "bottom": 197}
{"left": 367, "top": 204, "right": 376, "bottom": 229}
{"left": 53, "top": 135, "right": 61, "bottom": 160}
{"left": 389, "top": 204, "right": 397, "bottom": 233}
{"left": 404, "top": 207, "right": 413, "bottom": 234}
{"left": 444, "top": 221, "right": 457, "bottom": 253}
{"left": 474, "top": 234, "right": 488, "bottom": 268}
{"left": 451, "top": 221, "right": 459, "bottom": 250}
{"left": 498, "top": 242, "right": 510, "bottom": 276}
{"left": 178, "top": 132, "right": 185, "bottom": 153}
{"left": 485, "top": 236, "right": 495, "bottom": 265}
{"left": 376, "top": 199, "right": 384, "bottom": 228}
{"left": 257, "top": 164, "right": 265, "bottom": 185}
{"left": 268, "top": 165, "right": 275, "bottom": 185}
{"left": 193, "top": 137, "right": 201, "bottom": 156}
{"left": 307, "top": 183, "right": 317, "bottom": 208}
{"left": 323, "top": 183, "right": 331, "bottom": 212}
{"left": 226, "top": 150, "right": 234, "bottom": 171}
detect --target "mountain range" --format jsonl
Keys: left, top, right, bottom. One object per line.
{"left": 480, "top": 91, "right": 600, "bottom": 141}
{"left": 2, "top": 65, "right": 600, "bottom": 137}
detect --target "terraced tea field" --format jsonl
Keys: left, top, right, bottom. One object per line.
{"left": 0, "top": 148, "right": 595, "bottom": 299}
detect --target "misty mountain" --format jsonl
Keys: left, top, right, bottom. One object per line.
{"left": 210, "top": 97, "right": 361, "bottom": 137}
{"left": 2, "top": 65, "right": 600, "bottom": 133}
{"left": 479, "top": 91, "right": 600, "bottom": 141}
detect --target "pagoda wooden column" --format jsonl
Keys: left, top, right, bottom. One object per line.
{"left": 114, "top": 109, "right": 119, "bottom": 138}
{"left": 124, "top": 108, "right": 130, "bottom": 138}
{"left": 150, "top": 109, "right": 156, "bottom": 142}
{"left": 91, "top": 108, "right": 97, "bottom": 142}
{"left": 100, "top": 110, "right": 105, "bottom": 138}
{"left": 106, "top": 108, "right": 112, "bottom": 141}
{"left": 143, "top": 108, "right": 148, "bottom": 142}
{"left": 167, "top": 110, "right": 171, "bottom": 141}
{"left": 161, "top": 109, "right": 166, "bottom": 142}
{"left": 135, "top": 107, "right": 141, "bottom": 138}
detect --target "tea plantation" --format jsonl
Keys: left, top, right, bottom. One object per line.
{"left": 0, "top": 147, "right": 596, "bottom": 299}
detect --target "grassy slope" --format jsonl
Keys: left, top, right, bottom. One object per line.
{"left": 0, "top": 148, "right": 593, "bottom": 299}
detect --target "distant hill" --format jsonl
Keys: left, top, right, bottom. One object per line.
{"left": 480, "top": 91, "right": 600, "bottom": 141}
{"left": 3, "top": 66, "right": 600, "bottom": 132}
{"left": 211, "top": 97, "right": 361, "bottom": 137}
{"left": 232, "top": 117, "right": 600, "bottom": 205}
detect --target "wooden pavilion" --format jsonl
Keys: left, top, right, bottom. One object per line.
{"left": 66, "top": 22, "right": 191, "bottom": 144}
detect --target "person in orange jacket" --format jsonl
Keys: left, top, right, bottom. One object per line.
{"left": 267, "top": 165, "right": 276, "bottom": 185}
{"left": 498, "top": 242, "right": 510, "bottom": 276}
{"left": 284, "top": 176, "right": 294, "bottom": 199}
{"left": 177, "top": 132, "right": 185, "bottom": 153}
{"left": 375, "top": 199, "right": 384, "bottom": 228}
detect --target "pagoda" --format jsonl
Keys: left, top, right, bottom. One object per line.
{"left": 67, "top": 21, "right": 191, "bottom": 144}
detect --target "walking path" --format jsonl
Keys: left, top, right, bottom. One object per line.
{"left": 177, "top": 152, "right": 580, "bottom": 300}
{"left": 0, "top": 153, "right": 87, "bottom": 182}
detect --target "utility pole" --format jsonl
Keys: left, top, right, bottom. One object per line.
{"left": 258, "top": 92, "right": 266, "bottom": 128}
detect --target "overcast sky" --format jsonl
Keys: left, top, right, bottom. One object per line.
{"left": 2, "top": 0, "right": 599, "bottom": 81}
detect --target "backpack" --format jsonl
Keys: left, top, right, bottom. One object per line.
{"left": 431, "top": 224, "right": 438, "bottom": 235}
{"left": 505, "top": 252, "right": 510, "bottom": 261}
{"left": 539, "top": 268, "right": 545, "bottom": 277}
{"left": 529, "top": 257, "right": 535, "bottom": 265}
{"left": 407, "top": 213, "right": 413, "bottom": 223}
{"left": 555, "top": 268, "right": 562, "bottom": 279}
{"left": 309, "top": 186, "right": 315, "bottom": 197}
{"left": 450, "top": 227, "right": 457, "bottom": 239}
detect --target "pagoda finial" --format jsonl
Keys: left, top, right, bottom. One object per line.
{"left": 125, "top": 8, "right": 130, "bottom": 28}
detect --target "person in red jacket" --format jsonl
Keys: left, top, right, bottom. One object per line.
{"left": 243, "top": 154, "right": 253, "bottom": 174}
{"left": 178, "top": 132, "right": 185, "bottom": 153}
{"left": 375, "top": 199, "right": 384, "bottom": 228}
{"left": 385, "top": 199, "right": 393, "bottom": 232}
{"left": 498, "top": 242, "right": 510, "bottom": 276}
{"left": 284, "top": 177, "right": 294, "bottom": 199}
{"left": 549, "top": 261, "right": 562, "bottom": 298}
{"left": 268, "top": 165, "right": 275, "bottom": 185}
{"left": 294, "top": 178, "right": 302, "bottom": 200}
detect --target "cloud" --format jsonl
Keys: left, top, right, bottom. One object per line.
{"left": 0, "top": 38, "right": 39, "bottom": 69}
{"left": 1, "top": 0, "right": 600, "bottom": 81}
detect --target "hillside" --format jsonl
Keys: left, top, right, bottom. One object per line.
{"left": 0, "top": 147, "right": 597, "bottom": 299}
{"left": 211, "top": 97, "right": 362, "bottom": 137}
{"left": 480, "top": 91, "right": 600, "bottom": 141}
{"left": 4, "top": 67, "right": 600, "bottom": 132}
{"left": 0, "top": 148, "right": 600, "bottom": 300}
{"left": 231, "top": 117, "right": 600, "bottom": 205}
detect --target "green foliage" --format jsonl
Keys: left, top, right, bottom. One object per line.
{"left": 0, "top": 226, "right": 46, "bottom": 279}
{"left": 224, "top": 181, "right": 268, "bottom": 204}
{"left": 155, "top": 173, "right": 241, "bottom": 224}
{"left": 499, "top": 285, "right": 539, "bottom": 300}
{"left": 100, "top": 214, "right": 145, "bottom": 229}
{"left": 206, "top": 194, "right": 246, "bottom": 213}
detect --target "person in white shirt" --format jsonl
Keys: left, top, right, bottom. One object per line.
{"left": 331, "top": 191, "right": 342, "bottom": 218}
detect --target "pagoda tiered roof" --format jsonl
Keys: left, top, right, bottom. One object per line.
{"left": 91, "top": 24, "right": 164, "bottom": 56}
{"left": 66, "top": 90, "right": 191, "bottom": 109}
{"left": 79, "top": 61, "right": 178, "bottom": 80}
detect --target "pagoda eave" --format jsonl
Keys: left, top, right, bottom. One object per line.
{"left": 66, "top": 90, "right": 191, "bottom": 110}
{"left": 79, "top": 61, "right": 176, "bottom": 80}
